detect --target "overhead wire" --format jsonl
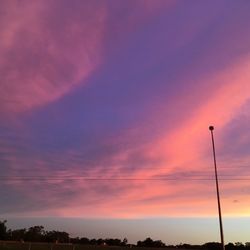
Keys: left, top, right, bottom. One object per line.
{"left": 0, "top": 176, "right": 250, "bottom": 181}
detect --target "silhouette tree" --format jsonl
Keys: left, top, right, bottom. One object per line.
{"left": 137, "top": 237, "right": 165, "bottom": 248}
{"left": 11, "top": 228, "right": 27, "bottom": 241}
{"left": 0, "top": 220, "right": 7, "bottom": 240}
{"left": 2, "top": 219, "right": 250, "bottom": 250}
{"left": 90, "top": 238, "right": 98, "bottom": 245}
{"left": 226, "top": 243, "right": 235, "bottom": 250}
{"left": 105, "top": 238, "right": 122, "bottom": 246}
{"left": 202, "top": 242, "right": 221, "bottom": 250}
{"left": 122, "top": 237, "right": 128, "bottom": 246}
{"left": 25, "top": 226, "right": 44, "bottom": 242}
{"left": 245, "top": 242, "right": 250, "bottom": 250}
{"left": 79, "top": 237, "right": 90, "bottom": 245}
{"left": 43, "top": 230, "right": 69, "bottom": 243}
{"left": 235, "top": 243, "right": 244, "bottom": 250}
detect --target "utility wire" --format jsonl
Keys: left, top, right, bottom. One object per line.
{"left": 0, "top": 177, "right": 250, "bottom": 181}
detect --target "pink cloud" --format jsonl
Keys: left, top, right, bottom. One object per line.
{"left": 0, "top": 1, "right": 107, "bottom": 115}
{"left": 0, "top": 0, "right": 174, "bottom": 117}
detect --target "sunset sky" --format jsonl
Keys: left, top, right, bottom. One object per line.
{"left": 1, "top": 0, "right": 250, "bottom": 244}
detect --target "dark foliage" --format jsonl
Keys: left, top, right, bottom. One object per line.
{"left": 202, "top": 242, "right": 222, "bottom": 250}
{"left": 0, "top": 220, "right": 7, "bottom": 240}
{"left": 1, "top": 220, "right": 250, "bottom": 249}
{"left": 137, "top": 237, "right": 165, "bottom": 247}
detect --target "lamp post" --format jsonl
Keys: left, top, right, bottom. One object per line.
{"left": 209, "top": 126, "right": 225, "bottom": 250}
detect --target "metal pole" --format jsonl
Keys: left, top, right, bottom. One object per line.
{"left": 209, "top": 126, "right": 225, "bottom": 250}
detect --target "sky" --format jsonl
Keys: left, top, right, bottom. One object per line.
{"left": 0, "top": 0, "right": 250, "bottom": 245}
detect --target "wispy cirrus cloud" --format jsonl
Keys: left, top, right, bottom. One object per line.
{"left": 0, "top": 0, "right": 174, "bottom": 117}
{"left": 0, "top": 0, "right": 107, "bottom": 115}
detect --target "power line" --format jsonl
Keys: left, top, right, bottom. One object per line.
{"left": 0, "top": 177, "right": 250, "bottom": 181}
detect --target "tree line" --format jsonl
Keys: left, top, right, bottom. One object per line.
{"left": 0, "top": 220, "right": 128, "bottom": 245}
{"left": 0, "top": 220, "right": 249, "bottom": 249}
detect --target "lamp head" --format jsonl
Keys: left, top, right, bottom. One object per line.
{"left": 209, "top": 126, "right": 214, "bottom": 131}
